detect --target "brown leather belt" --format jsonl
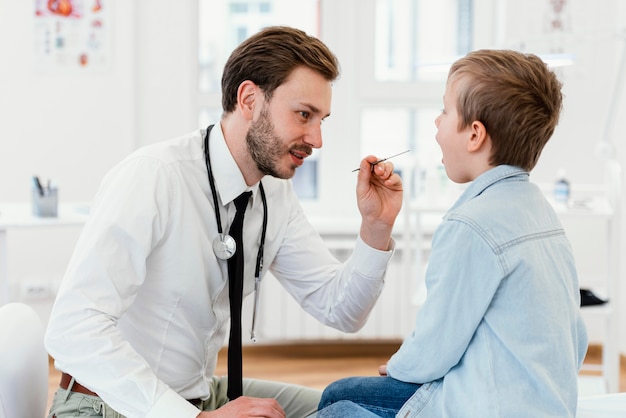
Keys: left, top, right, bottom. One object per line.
{"left": 60, "top": 372, "right": 98, "bottom": 396}
{"left": 60, "top": 372, "right": 202, "bottom": 405}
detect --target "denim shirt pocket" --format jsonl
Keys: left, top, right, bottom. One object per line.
{"left": 396, "top": 379, "right": 442, "bottom": 418}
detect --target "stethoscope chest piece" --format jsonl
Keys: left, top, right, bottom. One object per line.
{"left": 213, "top": 233, "right": 237, "bottom": 260}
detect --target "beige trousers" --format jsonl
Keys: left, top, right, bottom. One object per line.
{"left": 48, "top": 376, "right": 321, "bottom": 418}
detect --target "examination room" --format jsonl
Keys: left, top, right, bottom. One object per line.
{"left": 1, "top": 0, "right": 626, "bottom": 417}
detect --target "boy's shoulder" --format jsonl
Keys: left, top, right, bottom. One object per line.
{"left": 445, "top": 170, "right": 559, "bottom": 241}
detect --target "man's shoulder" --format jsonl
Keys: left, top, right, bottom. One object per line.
{"left": 118, "top": 131, "right": 203, "bottom": 170}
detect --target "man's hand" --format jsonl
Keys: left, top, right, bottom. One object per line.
{"left": 197, "top": 396, "right": 285, "bottom": 418}
{"left": 356, "top": 155, "right": 404, "bottom": 250}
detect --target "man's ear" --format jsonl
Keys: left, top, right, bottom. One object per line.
{"left": 467, "top": 120, "right": 489, "bottom": 153}
{"left": 237, "top": 80, "right": 258, "bottom": 121}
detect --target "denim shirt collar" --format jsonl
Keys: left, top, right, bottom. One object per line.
{"left": 448, "top": 165, "right": 529, "bottom": 213}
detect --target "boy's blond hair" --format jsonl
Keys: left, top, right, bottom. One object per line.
{"left": 449, "top": 50, "right": 563, "bottom": 171}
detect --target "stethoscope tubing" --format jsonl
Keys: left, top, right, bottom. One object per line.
{"left": 204, "top": 125, "right": 267, "bottom": 342}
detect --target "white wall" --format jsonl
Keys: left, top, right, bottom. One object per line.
{"left": 1, "top": 0, "right": 625, "bottom": 351}
{"left": 0, "top": 1, "right": 135, "bottom": 202}
{"left": 0, "top": 1, "right": 136, "bottom": 317}
{"left": 133, "top": 1, "right": 198, "bottom": 147}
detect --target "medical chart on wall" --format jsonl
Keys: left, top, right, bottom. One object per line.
{"left": 33, "top": 0, "right": 109, "bottom": 71}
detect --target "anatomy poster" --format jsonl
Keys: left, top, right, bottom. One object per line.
{"left": 34, "top": 0, "right": 109, "bottom": 71}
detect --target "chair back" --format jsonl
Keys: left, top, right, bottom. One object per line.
{"left": 0, "top": 303, "right": 48, "bottom": 418}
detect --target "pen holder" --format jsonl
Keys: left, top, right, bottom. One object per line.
{"left": 32, "top": 186, "right": 58, "bottom": 217}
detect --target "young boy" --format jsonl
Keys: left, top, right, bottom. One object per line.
{"left": 316, "top": 49, "right": 588, "bottom": 417}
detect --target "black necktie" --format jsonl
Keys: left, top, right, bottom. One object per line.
{"left": 227, "top": 191, "right": 252, "bottom": 400}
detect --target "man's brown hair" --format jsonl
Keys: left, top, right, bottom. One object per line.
{"left": 221, "top": 26, "right": 340, "bottom": 113}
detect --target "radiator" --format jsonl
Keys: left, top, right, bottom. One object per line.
{"left": 242, "top": 240, "right": 422, "bottom": 344}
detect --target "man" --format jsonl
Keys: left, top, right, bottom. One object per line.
{"left": 45, "top": 26, "right": 403, "bottom": 418}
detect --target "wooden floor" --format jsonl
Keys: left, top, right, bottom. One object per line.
{"left": 47, "top": 341, "right": 625, "bottom": 414}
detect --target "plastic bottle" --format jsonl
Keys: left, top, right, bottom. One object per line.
{"left": 554, "top": 168, "right": 570, "bottom": 204}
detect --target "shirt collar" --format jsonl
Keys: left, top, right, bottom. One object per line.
{"left": 207, "top": 124, "right": 260, "bottom": 206}
{"left": 449, "top": 165, "right": 529, "bottom": 211}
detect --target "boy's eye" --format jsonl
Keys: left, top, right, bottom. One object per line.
{"left": 299, "top": 111, "right": 310, "bottom": 119}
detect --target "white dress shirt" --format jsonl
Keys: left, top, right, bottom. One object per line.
{"left": 44, "top": 126, "right": 394, "bottom": 418}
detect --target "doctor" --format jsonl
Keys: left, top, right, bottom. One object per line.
{"left": 45, "top": 26, "right": 403, "bottom": 418}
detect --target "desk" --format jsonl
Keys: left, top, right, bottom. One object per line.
{"left": 0, "top": 203, "right": 89, "bottom": 305}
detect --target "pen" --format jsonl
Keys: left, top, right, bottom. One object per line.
{"left": 32, "top": 176, "right": 45, "bottom": 196}
{"left": 352, "top": 150, "right": 411, "bottom": 172}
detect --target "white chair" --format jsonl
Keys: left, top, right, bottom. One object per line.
{"left": 0, "top": 303, "right": 48, "bottom": 418}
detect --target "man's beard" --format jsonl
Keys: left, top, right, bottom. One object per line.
{"left": 246, "top": 107, "right": 312, "bottom": 179}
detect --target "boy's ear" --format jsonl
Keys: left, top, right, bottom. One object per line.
{"left": 467, "top": 120, "right": 489, "bottom": 153}
{"left": 237, "top": 80, "right": 258, "bottom": 120}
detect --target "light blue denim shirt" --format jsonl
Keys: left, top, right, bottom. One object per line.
{"left": 389, "top": 165, "right": 588, "bottom": 417}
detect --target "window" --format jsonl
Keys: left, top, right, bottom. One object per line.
{"left": 360, "top": 107, "right": 443, "bottom": 198}
{"left": 198, "top": 1, "right": 319, "bottom": 97}
{"left": 360, "top": 0, "right": 474, "bottom": 200}
{"left": 196, "top": 0, "right": 488, "bottom": 209}
{"left": 374, "top": 0, "right": 473, "bottom": 83}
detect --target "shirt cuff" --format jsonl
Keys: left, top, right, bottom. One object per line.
{"left": 352, "top": 235, "right": 395, "bottom": 278}
{"left": 146, "top": 388, "right": 201, "bottom": 418}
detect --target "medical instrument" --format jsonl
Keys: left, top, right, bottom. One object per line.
{"left": 351, "top": 150, "right": 411, "bottom": 172}
{"left": 204, "top": 125, "right": 267, "bottom": 342}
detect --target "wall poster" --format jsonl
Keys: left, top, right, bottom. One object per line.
{"left": 33, "top": 0, "right": 109, "bottom": 71}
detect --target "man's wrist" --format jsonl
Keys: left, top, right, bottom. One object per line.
{"left": 146, "top": 388, "right": 202, "bottom": 418}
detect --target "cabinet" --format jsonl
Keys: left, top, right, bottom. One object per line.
{"left": 566, "top": 160, "right": 622, "bottom": 393}
{"left": 0, "top": 203, "right": 88, "bottom": 305}
{"left": 556, "top": 191, "right": 619, "bottom": 393}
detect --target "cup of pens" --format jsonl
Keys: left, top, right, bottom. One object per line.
{"left": 31, "top": 176, "right": 58, "bottom": 217}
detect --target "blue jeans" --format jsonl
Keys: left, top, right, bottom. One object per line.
{"left": 317, "top": 376, "right": 421, "bottom": 418}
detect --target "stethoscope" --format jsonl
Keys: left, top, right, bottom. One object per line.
{"left": 204, "top": 125, "right": 267, "bottom": 343}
